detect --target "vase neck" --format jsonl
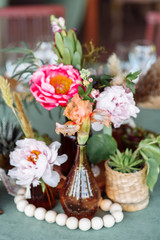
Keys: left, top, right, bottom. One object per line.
{"left": 75, "top": 144, "right": 87, "bottom": 167}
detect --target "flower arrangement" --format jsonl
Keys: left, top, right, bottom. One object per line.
{"left": 0, "top": 14, "right": 152, "bottom": 218}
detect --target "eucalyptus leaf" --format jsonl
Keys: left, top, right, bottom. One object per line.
{"left": 146, "top": 158, "right": 159, "bottom": 191}
{"left": 87, "top": 134, "right": 117, "bottom": 164}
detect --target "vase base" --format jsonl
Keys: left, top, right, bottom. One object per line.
{"left": 116, "top": 196, "right": 149, "bottom": 212}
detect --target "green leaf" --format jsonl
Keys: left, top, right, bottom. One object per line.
{"left": 78, "top": 86, "right": 85, "bottom": 97}
{"left": 84, "top": 83, "right": 92, "bottom": 96}
{"left": 140, "top": 144, "right": 160, "bottom": 165}
{"left": 67, "top": 29, "right": 76, "bottom": 51}
{"left": 100, "top": 74, "right": 112, "bottom": 81}
{"left": 126, "top": 70, "right": 141, "bottom": 81}
{"left": 126, "top": 80, "right": 135, "bottom": 94}
{"left": 87, "top": 134, "right": 117, "bottom": 164}
{"left": 76, "top": 40, "right": 82, "bottom": 58}
{"left": 64, "top": 36, "right": 74, "bottom": 58}
{"left": 40, "top": 179, "right": 46, "bottom": 192}
{"left": 146, "top": 158, "right": 159, "bottom": 191}
{"left": 61, "top": 30, "right": 67, "bottom": 38}
{"left": 55, "top": 32, "right": 64, "bottom": 57}
{"left": 63, "top": 47, "right": 71, "bottom": 65}
{"left": 83, "top": 95, "right": 93, "bottom": 102}
{"left": 51, "top": 43, "right": 61, "bottom": 59}
{"left": 72, "top": 51, "right": 81, "bottom": 68}
{"left": 0, "top": 47, "right": 31, "bottom": 54}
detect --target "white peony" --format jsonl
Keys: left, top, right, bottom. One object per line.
{"left": 96, "top": 86, "right": 140, "bottom": 128}
{"left": 8, "top": 138, "right": 67, "bottom": 189}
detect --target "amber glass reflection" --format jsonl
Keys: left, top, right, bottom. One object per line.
{"left": 60, "top": 144, "right": 101, "bottom": 219}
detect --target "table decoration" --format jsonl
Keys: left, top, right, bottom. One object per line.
{"left": 105, "top": 135, "right": 160, "bottom": 211}
{"left": 13, "top": 187, "right": 124, "bottom": 231}
{"left": 0, "top": 14, "right": 144, "bottom": 225}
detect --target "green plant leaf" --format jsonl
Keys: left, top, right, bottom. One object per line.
{"left": 84, "top": 83, "right": 92, "bottom": 96}
{"left": 0, "top": 47, "right": 31, "bottom": 54}
{"left": 126, "top": 70, "right": 141, "bottom": 81}
{"left": 55, "top": 32, "right": 64, "bottom": 57}
{"left": 87, "top": 134, "right": 117, "bottom": 164}
{"left": 63, "top": 47, "right": 71, "bottom": 65}
{"left": 67, "top": 29, "right": 76, "bottom": 51}
{"left": 76, "top": 40, "right": 82, "bottom": 58}
{"left": 126, "top": 80, "right": 135, "bottom": 94}
{"left": 146, "top": 158, "right": 159, "bottom": 191}
{"left": 72, "top": 51, "right": 81, "bottom": 68}
{"left": 78, "top": 86, "right": 85, "bottom": 97}
{"left": 61, "top": 30, "right": 67, "bottom": 38}
{"left": 51, "top": 43, "right": 62, "bottom": 59}
{"left": 64, "top": 36, "right": 74, "bottom": 58}
{"left": 139, "top": 143, "right": 160, "bottom": 165}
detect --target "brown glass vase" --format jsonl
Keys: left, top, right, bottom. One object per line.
{"left": 28, "top": 184, "right": 55, "bottom": 210}
{"left": 60, "top": 144, "right": 101, "bottom": 219}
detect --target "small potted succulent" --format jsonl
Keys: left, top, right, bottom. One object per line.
{"left": 105, "top": 135, "right": 160, "bottom": 211}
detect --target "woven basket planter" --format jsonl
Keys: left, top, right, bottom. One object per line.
{"left": 105, "top": 161, "right": 149, "bottom": 212}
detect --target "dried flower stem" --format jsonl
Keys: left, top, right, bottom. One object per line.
{"left": 0, "top": 76, "right": 34, "bottom": 138}
{"left": 13, "top": 92, "right": 34, "bottom": 138}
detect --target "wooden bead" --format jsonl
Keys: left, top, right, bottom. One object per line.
{"left": 112, "top": 211, "right": 124, "bottom": 223}
{"left": 17, "top": 188, "right": 26, "bottom": 195}
{"left": 34, "top": 207, "right": 47, "bottom": 221}
{"left": 24, "top": 204, "right": 36, "bottom": 217}
{"left": 110, "top": 203, "right": 122, "bottom": 213}
{"left": 56, "top": 213, "right": 68, "bottom": 226}
{"left": 17, "top": 200, "right": 28, "bottom": 212}
{"left": 91, "top": 217, "right": 103, "bottom": 230}
{"left": 14, "top": 195, "right": 25, "bottom": 204}
{"left": 79, "top": 218, "right": 91, "bottom": 231}
{"left": 103, "top": 214, "right": 115, "bottom": 228}
{"left": 45, "top": 210, "right": 57, "bottom": 223}
{"left": 66, "top": 217, "right": 79, "bottom": 230}
{"left": 100, "top": 199, "right": 112, "bottom": 211}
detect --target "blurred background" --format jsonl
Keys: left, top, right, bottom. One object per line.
{"left": 0, "top": 0, "right": 160, "bottom": 59}
{"left": 0, "top": 0, "right": 160, "bottom": 137}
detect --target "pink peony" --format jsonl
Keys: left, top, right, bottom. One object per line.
{"left": 8, "top": 138, "right": 67, "bottom": 191}
{"left": 30, "top": 64, "right": 82, "bottom": 110}
{"left": 96, "top": 86, "right": 140, "bottom": 128}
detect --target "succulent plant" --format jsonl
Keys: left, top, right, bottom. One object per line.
{"left": 109, "top": 149, "right": 143, "bottom": 173}
{"left": 0, "top": 119, "right": 23, "bottom": 156}
{"left": 109, "top": 135, "right": 160, "bottom": 190}
{"left": 52, "top": 29, "right": 82, "bottom": 70}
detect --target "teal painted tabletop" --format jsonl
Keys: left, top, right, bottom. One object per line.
{"left": 0, "top": 105, "right": 160, "bottom": 240}
{"left": 0, "top": 179, "right": 160, "bottom": 240}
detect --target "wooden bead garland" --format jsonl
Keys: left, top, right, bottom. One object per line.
{"left": 14, "top": 188, "right": 124, "bottom": 231}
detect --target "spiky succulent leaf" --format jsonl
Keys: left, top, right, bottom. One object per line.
{"left": 0, "top": 120, "right": 23, "bottom": 156}
{"left": 109, "top": 148, "right": 143, "bottom": 173}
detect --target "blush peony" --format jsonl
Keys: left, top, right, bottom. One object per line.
{"left": 8, "top": 138, "right": 67, "bottom": 192}
{"left": 30, "top": 64, "right": 82, "bottom": 110}
{"left": 96, "top": 86, "right": 140, "bottom": 128}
